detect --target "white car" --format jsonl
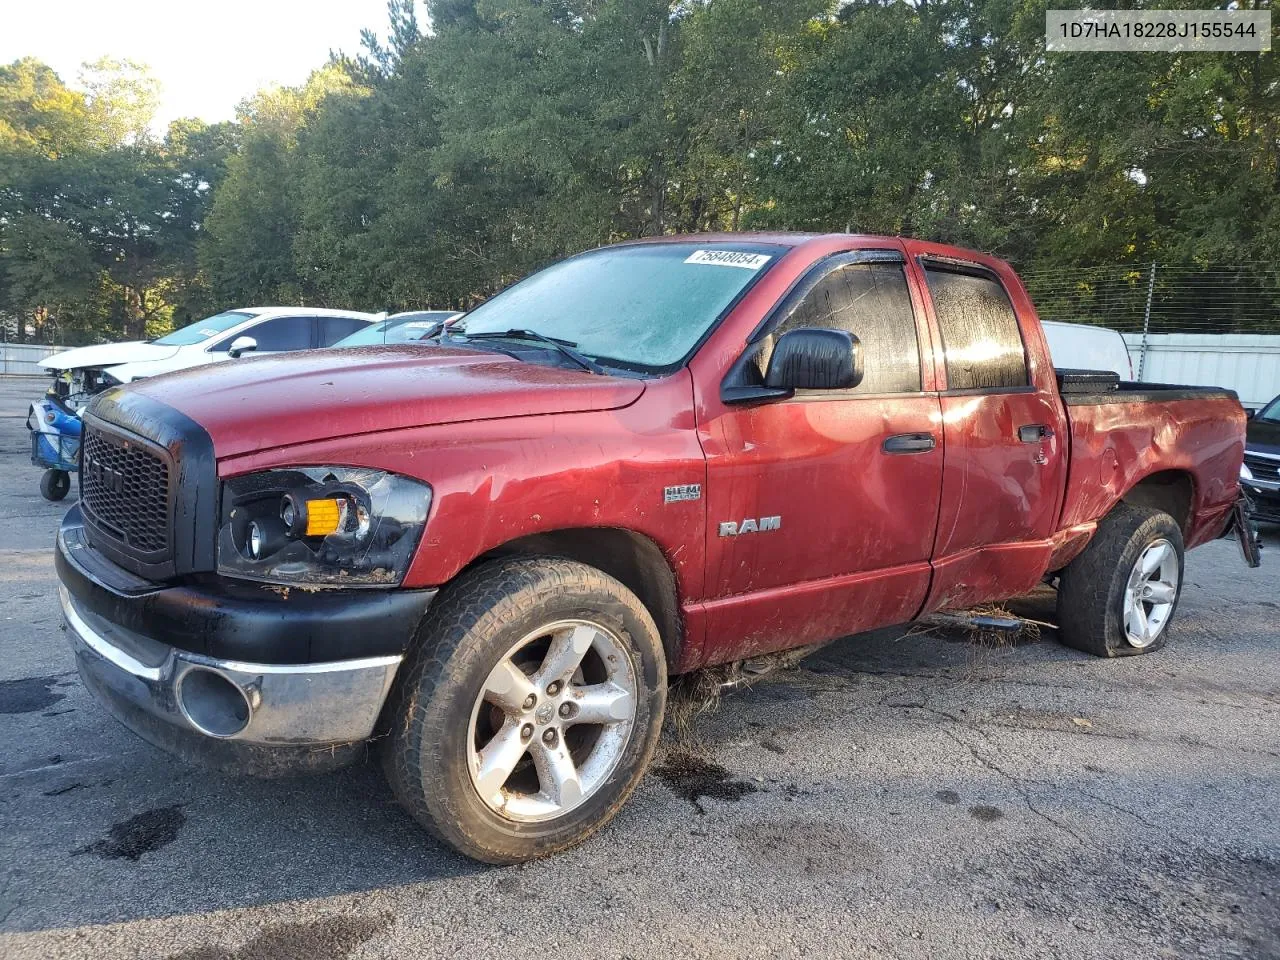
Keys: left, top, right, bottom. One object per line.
{"left": 40, "top": 307, "right": 377, "bottom": 404}
{"left": 1041, "top": 320, "right": 1134, "bottom": 379}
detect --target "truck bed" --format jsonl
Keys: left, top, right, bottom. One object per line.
{"left": 1055, "top": 369, "right": 1245, "bottom": 552}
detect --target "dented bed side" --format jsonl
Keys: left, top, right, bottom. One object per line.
{"left": 1057, "top": 388, "right": 1246, "bottom": 549}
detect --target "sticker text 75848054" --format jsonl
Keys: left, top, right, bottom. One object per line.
{"left": 684, "top": 250, "right": 772, "bottom": 270}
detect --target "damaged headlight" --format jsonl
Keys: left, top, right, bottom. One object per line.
{"left": 216, "top": 467, "right": 431, "bottom": 587}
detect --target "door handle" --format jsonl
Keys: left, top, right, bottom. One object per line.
{"left": 883, "top": 433, "right": 937, "bottom": 454}
{"left": 1018, "top": 424, "right": 1054, "bottom": 443}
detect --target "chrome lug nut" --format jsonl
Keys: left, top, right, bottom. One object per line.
{"left": 558, "top": 702, "right": 576, "bottom": 719}
{"left": 546, "top": 680, "right": 562, "bottom": 696}
{"left": 542, "top": 728, "right": 558, "bottom": 746}
{"left": 521, "top": 723, "right": 534, "bottom": 740}
{"left": 522, "top": 694, "right": 537, "bottom": 710}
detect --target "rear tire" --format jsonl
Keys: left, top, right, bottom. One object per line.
{"left": 382, "top": 556, "right": 666, "bottom": 864}
{"left": 1057, "top": 503, "right": 1185, "bottom": 657}
{"left": 40, "top": 469, "right": 70, "bottom": 502}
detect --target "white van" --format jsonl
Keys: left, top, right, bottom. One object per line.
{"left": 1041, "top": 320, "right": 1134, "bottom": 379}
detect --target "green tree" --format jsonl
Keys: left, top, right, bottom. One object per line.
{"left": 1, "top": 58, "right": 229, "bottom": 343}
{"left": 79, "top": 57, "right": 162, "bottom": 147}
{"left": 200, "top": 66, "right": 358, "bottom": 305}
{"left": 0, "top": 57, "right": 94, "bottom": 157}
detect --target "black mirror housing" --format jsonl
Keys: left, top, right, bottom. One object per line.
{"left": 765, "top": 328, "right": 863, "bottom": 391}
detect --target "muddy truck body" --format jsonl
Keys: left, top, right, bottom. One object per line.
{"left": 55, "top": 234, "right": 1257, "bottom": 863}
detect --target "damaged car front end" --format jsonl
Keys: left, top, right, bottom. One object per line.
{"left": 56, "top": 389, "right": 438, "bottom": 775}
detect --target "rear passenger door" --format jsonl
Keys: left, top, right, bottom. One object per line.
{"left": 912, "top": 255, "right": 1068, "bottom": 612}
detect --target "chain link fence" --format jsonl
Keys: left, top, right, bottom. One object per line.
{"left": 1023, "top": 262, "right": 1280, "bottom": 408}
{"left": 1022, "top": 262, "right": 1280, "bottom": 335}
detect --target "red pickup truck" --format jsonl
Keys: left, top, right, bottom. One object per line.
{"left": 56, "top": 234, "right": 1254, "bottom": 863}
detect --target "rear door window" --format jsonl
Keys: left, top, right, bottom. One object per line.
{"left": 773, "top": 259, "right": 922, "bottom": 395}
{"left": 245, "top": 315, "right": 316, "bottom": 352}
{"left": 924, "top": 266, "right": 1029, "bottom": 390}
{"left": 318, "top": 316, "right": 369, "bottom": 346}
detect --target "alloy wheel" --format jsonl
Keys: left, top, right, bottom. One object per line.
{"left": 467, "top": 619, "right": 637, "bottom": 822}
{"left": 1123, "top": 538, "right": 1179, "bottom": 648}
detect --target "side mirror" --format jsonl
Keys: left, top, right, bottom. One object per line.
{"left": 1245, "top": 408, "right": 1256, "bottom": 420}
{"left": 228, "top": 336, "right": 258, "bottom": 359}
{"left": 764, "top": 328, "right": 863, "bottom": 391}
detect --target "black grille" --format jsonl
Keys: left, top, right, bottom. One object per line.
{"left": 1245, "top": 454, "right": 1280, "bottom": 484}
{"left": 81, "top": 426, "right": 171, "bottom": 555}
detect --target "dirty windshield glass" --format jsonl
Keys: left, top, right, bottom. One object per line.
{"left": 153, "top": 311, "right": 255, "bottom": 346}
{"left": 458, "top": 242, "right": 785, "bottom": 371}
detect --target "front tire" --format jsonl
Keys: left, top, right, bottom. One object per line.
{"left": 1057, "top": 503, "right": 1185, "bottom": 657}
{"left": 383, "top": 556, "right": 666, "bottom": 864}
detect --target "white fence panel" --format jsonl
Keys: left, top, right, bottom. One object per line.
{"left": 0, "top": 344, "right": 64, "bottom": 377}
{"left": 1123, "top": 333, "right": 1280, "bottom": 409}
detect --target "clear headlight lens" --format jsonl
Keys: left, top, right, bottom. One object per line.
{"left": 216, "top": 467, "right": 431, "bottom": 586}
{"left": 1241, "top": 461, "right": 1254, "bottom": 482}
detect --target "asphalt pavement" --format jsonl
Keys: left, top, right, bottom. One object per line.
{"left": 0, "top": 374, "right": 1276, "bottom": 959}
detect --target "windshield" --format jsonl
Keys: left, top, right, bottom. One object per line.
{"left": 458, "top": 242, "right": 785, "bottom": 371}
{"left": 1259, "top": 395, "right": 1280, "bottom": 421}
{"left": 335, "top": 312, "right": 458, "bottom": 346}
{"left": 153, "top": 311, "right": 255, "bottom": 346}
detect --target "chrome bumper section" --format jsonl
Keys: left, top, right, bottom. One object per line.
{"left": 61, "top": 585, "right": 402, "bottom": 747}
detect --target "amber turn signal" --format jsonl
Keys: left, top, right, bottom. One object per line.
{"left": 304, "top": 498, "right": 344, "bottom": 536}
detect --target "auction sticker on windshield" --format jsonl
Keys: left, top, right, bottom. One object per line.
{"left": 684, "top": 250, "right": 772, "bottom": 270}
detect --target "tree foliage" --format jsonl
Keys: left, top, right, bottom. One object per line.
{"left": 2, "top": 0, "right": 1278, "bottom": 344}
{"left": 0, "top": 57, "right": 237, "bottom": 342}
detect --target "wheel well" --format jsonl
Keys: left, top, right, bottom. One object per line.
{"left": 1121, "top": 470, "right": 1194, "bottom": 532}
{"left": 473, "top": 528, "right": 683, "bottom": 668}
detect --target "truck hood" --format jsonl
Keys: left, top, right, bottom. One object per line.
{"left": 39, "top": 341, "right": 180, "bottom": 372}
{"left": 125, "top": 344, "right": 647, "bottom": 458}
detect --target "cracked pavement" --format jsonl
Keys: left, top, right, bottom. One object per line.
{"left": 0, "top": 375, "right": 1277, "bottom": 959}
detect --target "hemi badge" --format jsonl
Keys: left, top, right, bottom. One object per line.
{"left": 664, "top": 484, "right": 701, "bottom": 504}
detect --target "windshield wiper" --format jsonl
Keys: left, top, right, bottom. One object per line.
{"left": 462, "top": 329, "right": 606, "bottom": 375}
{"left": 408, "top": 320, "right": 447, "bottom": 342}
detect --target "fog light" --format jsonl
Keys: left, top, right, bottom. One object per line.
{"left": 178, "top": 668, "right": 251, "bottom": 738}
{"left": 246, "top": 516, "right": 286, "bottom": 560}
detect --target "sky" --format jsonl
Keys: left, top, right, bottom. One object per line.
{"left": 0, "top": 0, "right": 401, "bottom": 129}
